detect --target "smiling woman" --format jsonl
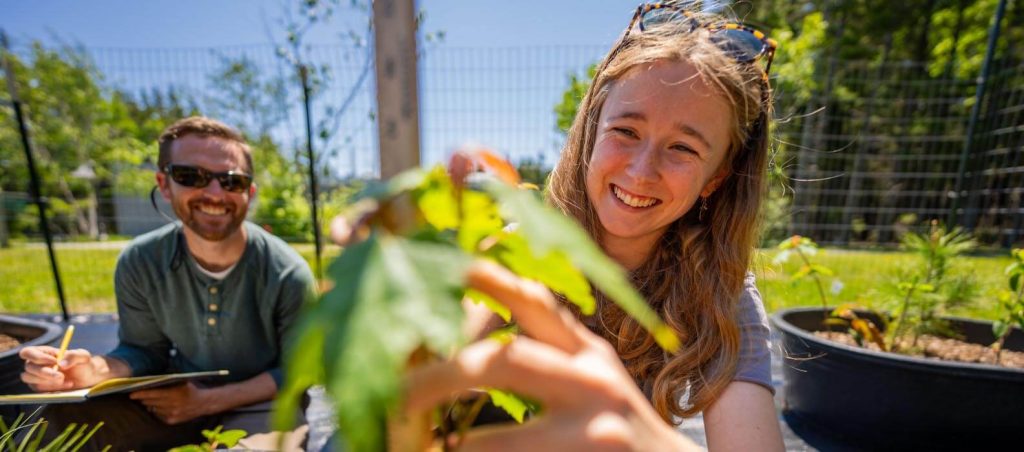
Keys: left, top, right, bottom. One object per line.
{"left": 434, "top": 2, "right": 782, "bottom": 446}
{"left": 586, "top": 60, "right": 734, "bottom": 270}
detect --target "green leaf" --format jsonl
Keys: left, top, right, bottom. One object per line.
{"left": 776, "top": 238, "right": 794, "bottom": 250}
{"left": 355, "top": 168, "right": 428, "bottom": 203}
{"left": 771, "top": 249, "right": 791, "bottom": 265}
{"left": 274, "top": 239, "right": 380, "bottom": 432}
{"left": 415, "top": 167, "right": 459, "bottom": 231}
{"left": 486, "top": 324, "right": 520, "bottom": 344}
{"left": 467, "top": 288, "right": 512, "bottom": 322}
{"left": 456, "top": 189, "right": 504, "bottom": 253}
{"left": 1005, "top": 262, "right": 1024, "bottom": 277}
{"left": 993, "top": 321, "right": 1009, "bottom": 340}
{"left": 490, "top": 233, "right": 595, "bottom": 315}
{"left": 810, "top": 264, "right": 834, "bottom": 276}
{"left": 485, "top": 389, "right": 538, "bottom": 424}
{"left": 484, "top": 181, "right": 679, "bottom": 352}
{"left": 1011, "top": 273, "right": 1021, "bottom": 293}
{"left": 790, "top": 265, "right": 812, "bottom": 282}
{"left": 214, "top": 429, "right": 247, "bottom": 448}
{"left": 273, "top": 315, "right": 325, "bottom": 430}
{"left": 202, "top": 425, "right": 224, "bottom": 441}
{"left": 299, "top": 234, "right": 471, "bottom": 452}
{"left": 798, "top": 244, "right": 819, "bottom": 257}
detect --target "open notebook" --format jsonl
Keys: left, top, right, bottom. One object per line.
{"left": 0, "top": 370, "right": 229, "bottom": 405}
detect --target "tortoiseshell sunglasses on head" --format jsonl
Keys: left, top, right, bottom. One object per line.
{"left": 626, "top": 2, "right": 778, "bottom": 79}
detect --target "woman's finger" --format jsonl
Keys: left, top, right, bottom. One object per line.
{"left": 405, "top": 336, "right": 600, "bottom": 414}
{"left": 466, "top": 260, "right": 585, "bottom": 353}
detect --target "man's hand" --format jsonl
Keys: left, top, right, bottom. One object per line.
{"left": 130, "top": 382, "right": 211, "bottom": 425}
{"left": 20, "top": 346, "right": 107, "bottom": 391}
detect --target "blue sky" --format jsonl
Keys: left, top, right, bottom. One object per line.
{"left": 2, "top": 1, "right": 633, "bottom": 49}
{"left": 0, "top": 1, "right": 655, "bottom": 176}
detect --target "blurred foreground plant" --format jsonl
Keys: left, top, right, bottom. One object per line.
{"left": 273, "top": 150, "right": 679, "bottom": 451}
{"left": 0, "top": 409, "right": 106, "bottom": 452}
{"left": 168, "top": 426, "right": 246, "bottom": 452}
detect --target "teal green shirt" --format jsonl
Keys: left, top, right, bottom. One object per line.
{"left": 107, "top": 222, "right": 315, "bottom": 387}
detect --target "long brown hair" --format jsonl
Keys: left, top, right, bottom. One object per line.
{"left": 548, "top": 21, "right": 772, "bottom": 421}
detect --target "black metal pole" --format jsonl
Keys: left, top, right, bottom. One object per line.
{"left": 299, "top": 64, "right": 322, "bottom": 281}
{"left": 948, "top": 0, "right": 1008, "bottom": 229}
{"left": 1, "top": 31, "right": 69, "bottom": 321}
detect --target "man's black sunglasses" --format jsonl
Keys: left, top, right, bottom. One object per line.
{"left": 162, "top": 164, "right": 253, "bottom": 193}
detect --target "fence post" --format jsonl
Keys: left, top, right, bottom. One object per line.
{"left": 1, "top": 31, "right": 70, "bottom": 321}
{"left": 948, "top": 0, "right": 1008, "bottom": 230}
{"left": 299, "top": 65, "right": 323, "bottom": 281}
{"left": 373, "top": 0, "right": 421, "bottom": 178}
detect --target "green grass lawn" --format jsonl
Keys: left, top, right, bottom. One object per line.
{"left": 756, "top": 249, "right": 1012, "bottom": 320}
{"left": 0, "top": 243, "right": 1013, "bottom": 320}
{"left": 0, "top": 242, "right": 341, "bottom": 313}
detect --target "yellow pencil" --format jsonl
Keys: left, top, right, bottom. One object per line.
{"left": 52, "top": 325, "right": 75, "bottom": 371}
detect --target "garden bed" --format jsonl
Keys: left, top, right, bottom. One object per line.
{"left": 775, "top": 307, "right": 1024, "bottom": 449}
{"left": 815, "top": 331, "right": 1024, "bottom": 368}
{"left": 0, "top": 334, "right": 19, "bottom": 353}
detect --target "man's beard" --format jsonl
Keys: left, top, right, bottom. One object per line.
{"left": 171, "top": 197, "right": 247, "bottom": 241}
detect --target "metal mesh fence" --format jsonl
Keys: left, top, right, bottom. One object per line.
{"left": 784, "top": 57, "right": 1023, "bottom": 247}
{"left": 2, "top": 42, "right": 1023, "bottom": 312}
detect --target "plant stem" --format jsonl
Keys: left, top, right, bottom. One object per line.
{"left": 890, "top": 278, "right": 918, "bottom": 352}
{"left": 796, "top": 248, "right": 830, "bottom": 323}
{"left": 449, "top": 394, "right": 489, "bottom": 451}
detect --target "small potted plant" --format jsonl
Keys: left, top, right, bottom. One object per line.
{"left": 771, "top": 225, "right": 1024, "bottom": 449}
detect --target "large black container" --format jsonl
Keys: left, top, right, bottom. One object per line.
{"left": 773, "top": 307, "right": 1024, "bottom": 450}
{"left": 0, "top": 315, "right": 63, "bottom": 397}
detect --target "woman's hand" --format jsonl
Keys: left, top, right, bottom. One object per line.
{"left": 405, "top": 261, "right": 701, "bottom": 451}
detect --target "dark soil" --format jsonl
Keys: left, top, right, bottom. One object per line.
{"left": 816, "top": 331, "right": 1024, "bottom": 369}
{"left": 0, "top": 333, "right": 20, "bottom": 353}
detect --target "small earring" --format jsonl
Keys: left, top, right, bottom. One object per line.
{"left": 699, "top": 196, "right": 710, "bottom": 222}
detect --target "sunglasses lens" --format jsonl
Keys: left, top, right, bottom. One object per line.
{"left": 711, "top": 28, "right": 765, "bottom": 63}
{"left": 640, "top": 8, "right": 692, "bottom": 31}
{"left": 169, "top": 166, "right": 209, "bottom": 188}
{"left": 218, "top": 174, "right": 252, "bottom": 193}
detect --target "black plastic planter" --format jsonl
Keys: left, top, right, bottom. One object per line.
{"left": 772, "top": 307, "right": 1024, "bottom": 450}
{"left": 0, "top": 315, "right": 63, "bottom": 419}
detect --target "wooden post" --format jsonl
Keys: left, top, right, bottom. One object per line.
{"left": 373, "top": 0, "right": 421, "bottom": 178}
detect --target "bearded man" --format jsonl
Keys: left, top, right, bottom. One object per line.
{"left": 19, "top": 117, "right": 315, "bottom": 450}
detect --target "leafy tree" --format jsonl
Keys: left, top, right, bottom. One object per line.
{"left": 1, "top": 42, "right": 154, "bottom": 237}
{"left": 553, "top": 64, "right": 595, "bottom": 135}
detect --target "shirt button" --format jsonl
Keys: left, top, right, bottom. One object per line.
{"left": 209, "top": 287, "right": 218, "bottom": 294}
{"left": 209, "top": 303, "right": 219, "bottom": 312}
{"left": 208, "top": 318, "right": 217, "bottom": 326}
